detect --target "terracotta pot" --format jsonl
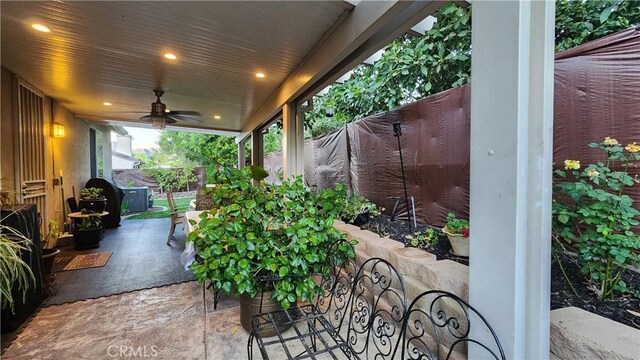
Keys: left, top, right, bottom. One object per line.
{"left": 443, "top": 227, "right": 469, "bottom": 257}
{"left": 239, "top": 291, "right": 292, "bottom": 337}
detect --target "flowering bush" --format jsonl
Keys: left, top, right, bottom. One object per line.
{"left": 553, "top": 137, "right": 640, "bottom": 301}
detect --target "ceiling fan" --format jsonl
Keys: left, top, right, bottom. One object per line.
{"left": 139, "top": 89, "right": 201, "bottom": 130}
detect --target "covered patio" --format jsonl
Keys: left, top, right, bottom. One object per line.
{"left": 1, "top": 1, "right": 585, "bottom": 359}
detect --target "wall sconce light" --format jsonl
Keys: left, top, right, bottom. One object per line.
{"left": 52, "top": 122, "right": 65, "bottom": 137}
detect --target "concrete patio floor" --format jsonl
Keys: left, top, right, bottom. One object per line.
{"left": 46, "top": 217, "right": 195, "bottom": 305}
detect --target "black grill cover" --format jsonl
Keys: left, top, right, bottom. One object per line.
{"left": 85, "top": 178, "right": 124, "bottom": 228}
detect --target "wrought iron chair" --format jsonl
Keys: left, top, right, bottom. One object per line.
{"left": 166, "top": 192, "right": 185, "bottom": 245}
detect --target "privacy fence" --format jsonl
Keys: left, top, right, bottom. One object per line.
{"left": 264, "top": 27, "right": 640, "bottom": 227}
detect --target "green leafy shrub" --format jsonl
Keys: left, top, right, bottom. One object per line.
{"left": 188, "top": 166, "right": 355, "bottom": 309}
{"left": 408, "top": 227, "right": 438, "bottom": 250}
{"left": 145, "top": 167, "right": 197, "bottom": 193}
{"left": 553, "top": 137, "right": 640, "bottom": 301}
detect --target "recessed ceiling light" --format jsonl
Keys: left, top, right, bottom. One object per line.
{"left": 165, "top": 109, "right": 171, "bottom": 113}
{"left": 164, "top": 53, "right": 177, "bottom": 60}
{"left": 214, "top": 115, "right": 221, "bottom": 120}
{"left": 32, "top": 24, "right": 50, "bottom": 33}
{"left": 255, "top": 72, "right": 266, "bottom": 78}
{"left": 103, "top": 102, "right": 112, "bottom": 106}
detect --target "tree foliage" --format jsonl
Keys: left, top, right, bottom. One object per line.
{"left": 555, "top": 0, "right": 640, "bottom": 52}
{"left": 158, "top": 131, "right": 238, "bottom": 167}
{"left": 305, "top": 0, "right": 639, "bottom": 138}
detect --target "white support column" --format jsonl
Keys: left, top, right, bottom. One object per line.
{"left": 295, "top": 105, "right": 305, "bottom": 176}
{"left": 237, "top": 139, "right": 246, "bottom": 169}
{"left": 102, "top": 134, "right": 113, "bottom": 179}
{"left": 251, "top": 129, "right": 263, "bottom": 169}
{"left": 470, "top": 1, "right": 554, "bottom": 359}
{"left": 282, "top": 102, "right": 303, "bottom": 178}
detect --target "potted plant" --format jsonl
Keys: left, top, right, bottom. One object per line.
{"left": 443, "top": 212, "right": 469, "bottom": 257}
{"left": 79, "top": 187, "right": 107, "bottom": 213}
{"left": 187, "top": 165, "right": 354, "bottom": 336}
{"left": 341, "top": 192, "right": 382, "bottom": 226}
{"left": 317, "top": 183, "right": 382, "bottom": 226}
{"left": 72, "top": 211, "right": 103, "bottom": 250}
{"left": 41, "top": 220, "right": 61, "bottom": 294}
{"left": 1, "top": 218, "right": 35, "bottom": 313}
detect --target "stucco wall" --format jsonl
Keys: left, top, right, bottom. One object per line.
{"left": 50, "top": 101, "right": 92, "bottom": 223}
{"left": 1, "top": 67, "right": 92, "bottom": 226}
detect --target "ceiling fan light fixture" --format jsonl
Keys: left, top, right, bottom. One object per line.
{"left": 151, "top": 117, "right": 166, "bottom": 130}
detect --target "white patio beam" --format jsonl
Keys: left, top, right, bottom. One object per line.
{"left": 238, "top": 0, "right": 443, "bottom": 140}
{"left": 469, "top": 1, "right": 555, "bottom": 359}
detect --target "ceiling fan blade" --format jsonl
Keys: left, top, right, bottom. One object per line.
{"left": 103, "top": 111, "right": 150, "bottom": 114}
{"left": 168, "top": 110, "right": 201, "bottom": 116}
{"left": 169, "top": 115, "right": 202, "bottom": 124}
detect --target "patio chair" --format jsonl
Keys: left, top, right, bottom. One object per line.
{"left": 166, "top": 192, "right": 185, "bottom": 245}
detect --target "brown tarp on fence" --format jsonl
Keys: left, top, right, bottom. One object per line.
{"left": 553, "top": 27, "right": 640, "bottom": 204}
{"left": 347, "top": 86, "right": 470, "bottom": 225}
{"left": 263, "top": 27, "right": 640, "bottom": 227}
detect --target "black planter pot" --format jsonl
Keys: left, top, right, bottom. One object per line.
{"left": 148, "top": 195, "right": 154, "bottom": 208}
{"left": 41, "top": 248, "right": 60, "bottom": 296}
{"left": 343, "top": 211, "right": 370, "bottom": 227}
{"left": 78, "top": 199, "right": 107, "bottom": 213}
{"left": 73, "top": 228, "right": 103, "bottom": 250}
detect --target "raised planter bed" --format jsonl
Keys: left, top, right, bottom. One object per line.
{"left": 333, "top": 219, "right": 640, "bottom": 359}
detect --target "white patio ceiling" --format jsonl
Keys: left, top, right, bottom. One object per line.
{"left": 1, "top": 1, "right": 354, "bottom": 133}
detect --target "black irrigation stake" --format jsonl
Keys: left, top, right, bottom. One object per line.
{"left": 393, "top": 121, "right": 413, "bottom": 234}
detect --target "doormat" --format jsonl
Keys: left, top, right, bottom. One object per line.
{"left": 55, "top": 252, "right": 113, "bottom": 271}
{"left": 52, "top": 255, "right": 74, "bottom": 272}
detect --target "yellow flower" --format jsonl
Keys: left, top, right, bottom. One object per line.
{"left": 587, "top": 169, "right": 599, "bottom": 178}
{"left": 603, "top": 137, "right": 619, "bottom": 146}
{"left": 625, "top": 142, "right": 640, "bottom": 153}
{"left": 564, "top": 160, "right": 580, "bottom": 170}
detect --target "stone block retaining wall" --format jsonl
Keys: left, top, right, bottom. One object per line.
{"left": 333, "top": 220, "right": 640, "bottom": 360}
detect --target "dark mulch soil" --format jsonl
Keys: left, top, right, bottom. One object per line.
{"left": 362, "top": 215, "right": 468, "bottom": 265}
{"left": 551, "top": 252, "right": 639, "bottom": 329}
{"left": 360, "top": 215, "right": 639, "bottom": 329}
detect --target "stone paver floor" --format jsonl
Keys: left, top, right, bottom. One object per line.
{"left": 2, "top": 282, "right": 248, "bottom": 360}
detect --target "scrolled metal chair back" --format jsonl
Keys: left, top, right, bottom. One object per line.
{"left": 399, "top": 290, "right": 505, "bottom": 360}
{"left": 195, "top": 195, "right": 215, "bottom": 210}
{"left": 314, "top": 240, "right": 358, "bottom": 333}
{"left": 346, "top": 257, "right": 408, "bottom": 360}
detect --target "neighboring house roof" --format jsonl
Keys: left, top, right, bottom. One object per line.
{"left": 112, "top": 151, "right": 140, "bottom": 164}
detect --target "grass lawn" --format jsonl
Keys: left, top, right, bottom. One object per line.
{"left": 125, "top": 197, "right": 194, "bottom": 220}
